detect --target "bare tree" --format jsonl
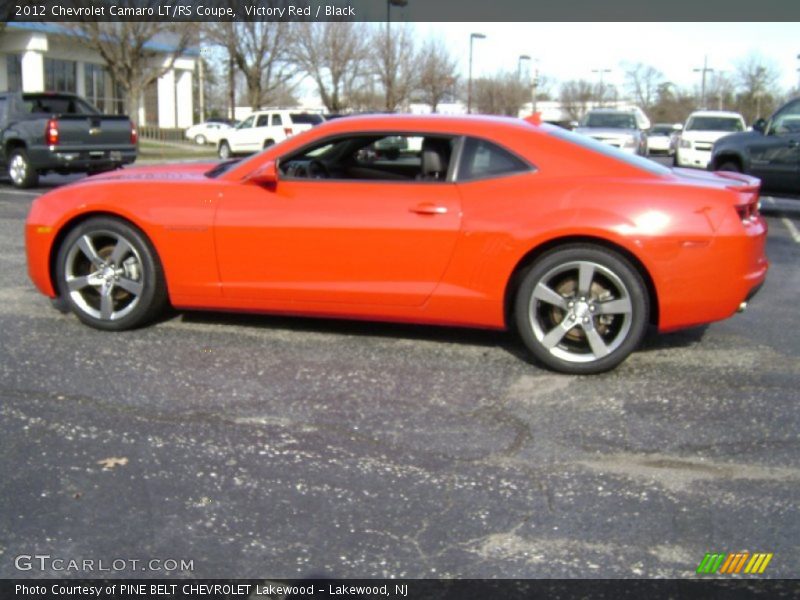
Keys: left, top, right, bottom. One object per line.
{"left": 370, "top": 24, "right": 417, "bottom": 112}
{"left": 290, "top": 22, "right": 370, "bottom": 113}
{"left": 648, "top": 82, "right": 695, "bottom": 124}
{"left": 416, "top": 38, "right": 459, "bottom": 113}
{"left": 206, "top": 22, "right": 297, "bottom": 110}
{"left": 706, "top": 72, "right": 736, "bottom": 111}
{"left": 559, "top": 79, "right": 595, "bottom": 121}
{"left": 734, "top": 54, "right": 781, "bottom": 123}
{"left": 623, "top": 62, "right": 664, "bottom": 112}
{"left": 69, "top": 14, "right": 197, "bottom": 124}
{"left": 473, "top": 72, "right": 529, "bottom": 116}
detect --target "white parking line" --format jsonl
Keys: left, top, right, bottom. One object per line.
{"left": 0, "top": 189, "right": 41, "bottom": 197}
{"left": 783, "top": 217, "right": 800, "bottom": 244}
{"left": 762, "top": 196, "right": 800, "bottom": 244}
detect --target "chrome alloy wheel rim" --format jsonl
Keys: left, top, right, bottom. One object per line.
{"left": 528, "top": 260, "right": 633, "bottom": 363}
{"left": 64, "top": 231, "right": 144, "bottom": 321}
{"left": 9, "top": 155, "right": 27, "bottom": 186}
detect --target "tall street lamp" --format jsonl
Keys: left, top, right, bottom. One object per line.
{"left": 468, "top": 32, "right": 486, "bottom": 114}
{"left": 517, "top": 54, "right": 531, "bottom": 80}
{"left": 693, "top": 56, "right": 714, "bottom": 109}
{"left": 386, "top": 0, "right": 408, "bottom": 28}
{"left": 592, "top": 68, "right": 612, "bottom": 107}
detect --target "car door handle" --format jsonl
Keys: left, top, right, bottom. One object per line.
{"left": 410, "top": 203, "right": 448, "bottom": 215}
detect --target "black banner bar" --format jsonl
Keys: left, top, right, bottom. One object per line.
{"left": 3, "top": 0, "right": 800, "bottom": 22}
{"left": 3, "top": 579, "right": 800, "bottom": 600}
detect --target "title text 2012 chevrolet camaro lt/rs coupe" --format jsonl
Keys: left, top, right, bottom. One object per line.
{"left": 26, "top": 115, "right": 768, "bottom": 374}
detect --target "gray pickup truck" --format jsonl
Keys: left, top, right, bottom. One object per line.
{"left": 0, "top": 92, "right": 137, "bottom": 188}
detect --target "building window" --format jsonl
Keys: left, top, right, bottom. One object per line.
{"left": 84, "top": 63, "right": 107, "bottom": 112}
{"left": 6, "top": 55, "right": 22, "bottom": 91}
{"left": 44, "top": 58, "right": 77, "bottom": 93}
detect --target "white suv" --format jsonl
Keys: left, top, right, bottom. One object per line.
{"left": 674, "top": 110, "right": 746, "bottom": 169}
{"left": 217, "top": 110, "right": 323, "bottom": 158}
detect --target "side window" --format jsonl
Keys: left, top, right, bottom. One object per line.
{"left": 238, "top": 115, "right": 255, "bottom": 129}
{"left": 0, "top": 98, "right": 6, "bottom": 121}
{"left": 771, "top": 101, "right": 800, "bottom": 135}
{"left": 256, "top": 114, "right": 269, "bottom": 127}
{"left": 458, "top": 138, "right": 530, "bottom": 181}
{"left": 271, "top": 114, "right": 283, "bottom": 127}
{"left": 279, "top": 134, "right": 453, "bottom": 182}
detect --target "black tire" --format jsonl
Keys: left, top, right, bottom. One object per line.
{"left": 716, "top": 160, "right": 741, "bottom": 173}
{"left": 263, "top": 139, "right": 275, "bottom": 149}
{"left": 218, "top": 141, "right": 231, "bottom": 159}
{"left": 7, "top": 148, "right": 39, "bottom": 188}
{"left": 514, "top": 245, "right": 649, "bottom": 374}
{"left": 55, "top": 217, "right": 167, "bottom": 331}
{"left": 194, "top": 134, "right": 207, "bottom": 145}
{"left": 672, "top": 151, "right": 680, "bottom": 167}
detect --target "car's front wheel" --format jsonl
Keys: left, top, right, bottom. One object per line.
{"left": 514, "top": 245, "right": 649, "bottom": 374}
{"left": 55, "top": 217, "right": 167, "bottom": 330}
{"left": 218, "top": 141, "right": 231, "bottom": 159}
{"left": 194, "top": 134, "right": 207, "bottom": 145}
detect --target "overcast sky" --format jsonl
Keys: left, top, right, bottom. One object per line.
{"left": 411, "top": 22, "right": 800, "bottom": 93}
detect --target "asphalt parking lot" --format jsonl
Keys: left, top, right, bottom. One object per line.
{"left": 0, "top": 164, "right": 798, "bottom": 580}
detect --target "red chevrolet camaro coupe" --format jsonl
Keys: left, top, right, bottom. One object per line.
{"left": 26, "top": 115, "right": 768, "bottom": 373}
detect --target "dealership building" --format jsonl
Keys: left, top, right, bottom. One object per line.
{"left": 0, "top": 22, "right": 197, "bottom": 128}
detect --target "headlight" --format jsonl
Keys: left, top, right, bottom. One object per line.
{"left": 680, "top": 139, "right": 692, "bottom": 149}
{"left": 623, "top": 136, "right": 637, "bottom": 148}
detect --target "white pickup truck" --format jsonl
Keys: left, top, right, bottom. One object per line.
{"left": 217, "top": 110, "right": 323, "bottom": 158}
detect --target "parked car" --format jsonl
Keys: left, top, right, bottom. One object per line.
{"left": 26, "top": 114, "right": 767, "bottom": 374}
{"left": 674, "top": 111, "right": 746, "bottom": 169}
{"left": 185, "top": 120, "right": 234, "bottom": 145}
{"left": 710, "top": 97, "right": 800, "bottom": 197}
{"left": 574, "top": 108, "right": 648, "bottom": 156}
{"left": 217, "top": 110, "right": 324, "bottom": 158}
{"left": 0, "top": 91, "right": 137, "bottom": 188}
{"left": 647, "top": 123, "right": 680, "bottom": 156}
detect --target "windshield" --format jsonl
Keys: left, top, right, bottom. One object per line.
{"left": 546, "top": 126, "right": 670, "bottom": 176}
{"left": 686, "top": 116, "right": 743, "bottom": 132}
{"left": 583, "top": 113, "right": 637, "bottom": 129}
{"left": 650, "top": 125, "right": 675, "bottom": 135}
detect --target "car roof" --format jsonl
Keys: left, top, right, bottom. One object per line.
{"left": 309, "top": 113, "right": 537, "bottom": 137}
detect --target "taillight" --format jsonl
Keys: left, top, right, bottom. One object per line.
{"left": 130, "top": 121, "right": 138, "bottom": 145}
{"left": 284, "top": 127, "right": 293, "bottom": 136}
{"left": 735, "top": 201, "right": 760, "bottom": 224}
{"left": 45, "top": 119, "right": 59, "bottom": 146}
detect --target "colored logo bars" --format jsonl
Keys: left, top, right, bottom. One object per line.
{"left": 696, "top": 552, "right": 773, "bottom": 575}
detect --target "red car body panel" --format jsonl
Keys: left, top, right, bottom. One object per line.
{"left": 26, "top": 115, "right": 768, "bottom": 333}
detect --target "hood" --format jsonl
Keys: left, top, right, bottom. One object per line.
{"left": 575, "top": 127, "right": 638, "bottom": 138}
{"left": 87, "top": 162, "right": 218, "bottom": 182}
{"left": 712, "top": 130, "right": 762, "bottom": 149}
{"left": 681, "top": 129, "right": 737, "bottom": 143}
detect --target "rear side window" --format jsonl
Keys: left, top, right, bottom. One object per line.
{"left": 271, "top": 114, "right": 283, "bottom": 127}
{"left": 458, "top": 138, "right": 530, "bottom": 181}
{"left": 21, "top": 94, "right": 97, "bottom": 115}
{"left": 290, "top": 113, "right": 323, "bottom": 125}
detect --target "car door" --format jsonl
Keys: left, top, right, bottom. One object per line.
{"left": 214, "top": 134, "right": 462, "bottom": 307}
{"left": 230, "top": 115, "right": 255, "bottom": 153}
{"left": 748, "top": 99, "right": 800, "bottom": 194}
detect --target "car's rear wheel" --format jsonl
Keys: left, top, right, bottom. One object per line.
{"left": 55, "top": 217, "right": 167, "bottom": 331}
{"left": 514, "top": 245, "right": 649, "bottom": 374}
{"left": 218, "top": 141, "right": 231, "bottom": 159}
{"left": 263, "top": 139, "right": 275, "bottom": 149}
{"left": 194, "top": 134, "right": 207, "bottom": 145}
{"left": 8, "top": 148, "right": 39, "bottom": 189}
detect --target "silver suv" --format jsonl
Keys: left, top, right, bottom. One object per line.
{"left": 575, "top": 109, "right": 648, "bottom": 156}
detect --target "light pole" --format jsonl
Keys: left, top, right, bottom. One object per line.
{"left": 384, "top": 0, "right": 408, "bottom": 112}
{"left": 591, "top": 68, "right": 612, "bottom": 107}
{"left": 386, "top": 0, "right": 407, "bottom": 30}
{"left": 517, "top": 54, "right": 531, "bottom": 80}
{"left": 467, "top": 32, "right": 486, "bottom": 114}
{"left": 796, "top": 53, "right": 800, "bottom": 89}
{"left": 693, "top": 56, "right": 714, "bottom": 109}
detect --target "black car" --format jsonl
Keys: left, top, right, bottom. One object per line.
{"left": 710, "top": 97, "right": 800, "bottom": 196}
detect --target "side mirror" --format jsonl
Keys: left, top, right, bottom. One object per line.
{"left": 752, "top": 118, "right": 767, "bottom": 134}
{"left": 248, "top": 160, "right": 278, "bottom": 185}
